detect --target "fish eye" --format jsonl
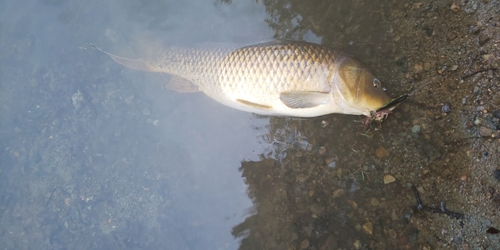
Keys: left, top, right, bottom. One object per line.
{"left": 373, "top": 78, "right": 381, "bottom": 88}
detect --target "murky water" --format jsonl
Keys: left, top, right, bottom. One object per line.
{"left": 2, "top": 0, "right": 500, "bottom": 249}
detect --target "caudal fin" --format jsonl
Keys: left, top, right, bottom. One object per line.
{"left": 89, "top": 43, "right": 154, "bottom": 72}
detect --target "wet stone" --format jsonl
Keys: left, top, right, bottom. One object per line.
{"left": 479, "top": 126, "right": 493, "bottom": 137}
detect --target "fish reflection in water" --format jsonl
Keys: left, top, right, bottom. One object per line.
{"left": 93, "top": 40, "right": 393, "bottom": 118}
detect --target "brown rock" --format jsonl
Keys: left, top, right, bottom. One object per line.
{"left": 376, "top": 146, "right": 390, "bottom": 159}
{"left": 362, "top": 222, "right": 373, "bottom": 235}
{"left": 333, "top": 189, "right": 346, "bottom": 198}
{"left": 301, "top": 239, "right": 309, "bottom": 249}
{"left": 479, "top": 126, "right": 492, "bottom": 137}
{"left": 414, "top": 63, "right": 423, "bottom": 73}
{"left": 384, "top": 174, "right": 396, "bottom": 184}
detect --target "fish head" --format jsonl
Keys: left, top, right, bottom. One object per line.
{"left": 334, "top": 56, "right": 391, "bottom": 116}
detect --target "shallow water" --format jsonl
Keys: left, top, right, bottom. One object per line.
{"left": 2, "top": 0, "right": 500, "bottom": 249}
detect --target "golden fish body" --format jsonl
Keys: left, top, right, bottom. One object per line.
{"left": 107, "top": 41, "right": 391, "bottom": 117}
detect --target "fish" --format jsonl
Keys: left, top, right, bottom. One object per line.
{"left": 93, "top": 41, "right": 392, "bottom": 117}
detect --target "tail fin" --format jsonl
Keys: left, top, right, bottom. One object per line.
{"left": 89, "top": 43, "right": 154, "bottom": 72}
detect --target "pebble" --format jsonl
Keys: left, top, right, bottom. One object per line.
{"left": 300, "top": 239, "right": 309, "bottom": 249}
{"left": 333, "top": 189, "right": 346, "bottom": 198}
{"left": 451, "top": 3, "right": 460, "bottom": 12}
{"left": 479, "top": 126, "right": 493, "bottom": 137}
{"left": 477, "top": 34, "right": 491, "bottom": 46}
{"left": 371, "top": 198, "right": 379, "bottom": 206}
{"left": 362, "top": 222, "right": 373, "bottom": 235}
{"left": 391, "top": 211, "right": 398, "bottom": 220}
{"left": 348, "top": 200, "right": 358, "bottom": 210}
{"left": 441, "top": 103, "right": 451, "bottom": 113}
{"left": 412, "top": 125, "right": 421, "bottom": 134}
{"left": 487, "top": 70, "right": 494, "bottom": 78}
{"left": 389, "top": 229, "right": 398, "bottom": 239}
{"left": 460, "top": 174, "right": 468, "bottom": 181}
{"left": 493, "top": 110, "right": 500, "bottom": 119}
{"left": 384, "top": 174, "right": 396, "bottom": 184}
{"left": 423, "top": 62, "right": 431, "bottom": 71}
{"left": 414, "top": 63, "right": 423, "bottom": 73}
{"left": 473, "top": 86, "right": 481, "bottom": 95}
{"left": 353, "top": 240, "right": 362, "bottom": 249}
{"left": 72, "top": 91, "right": 84, "bottom": 110}
{"left": 375, "top": 146, "right": 390, "bottom": 159}
{"left": 494, "top": 169, "right": 500, "bottom": 181}
{"left": 318, "top": 146, "right": 326, "bottom": 155}
{"left": 296, "top": 174, "right": 308, "bottom": 182}
{"left": 310, "top": 203, "right": 325, "bottom": 216}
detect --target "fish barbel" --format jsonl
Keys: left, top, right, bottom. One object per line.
{"left": 97, "top": 41, "right": 392, "bottom": 117}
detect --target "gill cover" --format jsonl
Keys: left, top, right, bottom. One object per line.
{"left": 336, "top": 56, "right": 391, "bottom": 112}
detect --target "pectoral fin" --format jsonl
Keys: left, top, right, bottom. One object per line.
{"left": 236, "top": 99, "right": 272, "bottom": 109}
{"left": 166, "top": 76, "right": 199, "bottom": 93}
{"left": 280, "top": 91, "right": 331, "bottom": 109}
